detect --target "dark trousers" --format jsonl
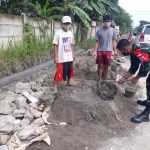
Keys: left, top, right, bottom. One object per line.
{"left": 146, "top": 73, "right": 150, "bottom": 103}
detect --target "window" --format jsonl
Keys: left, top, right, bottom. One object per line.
{"left": 144, "top": 26, "right": 150, "bottom": 34}
{"left": 137, "top": 27, "right": 143, "bottom": 35}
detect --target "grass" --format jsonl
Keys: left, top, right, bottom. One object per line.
{"left": 75, "top": 38, "right": 95, "bottom": 50}
{"left": 0, "top": 36, "right": 94, "bottom": 78}
{"left": 0, "top": 36, "right": 53, "bottom": 77}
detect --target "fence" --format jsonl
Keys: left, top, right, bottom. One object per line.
{"left": 0, "top": 13, "right": 98, "bottom": 48}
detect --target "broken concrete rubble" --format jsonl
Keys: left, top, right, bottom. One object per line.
{"left": 13, "top": 108, "right": 26, "bottom": 118}
{"left": 0, "top": 115, "right": 15, "bottom": 134}
{"left": 31, "top": 118, "right": 45, "bottom": 127}
{"left": 29, "top": 107, "right": 42, "bottom": 119}
{"left": 0, "top": 100, "right": 12, "bottom": 115}
{"left": 0, "top": 145, "right": 9, "bottom": 150}
{"left": 14, "top": 95, "right": 27, "bottom": 108}
{"left": 0, "top": 79, "right": 56, "bottom": 148}
{"left": 15, "top": 82, "right": 31, "bottom": 94}
{"left": 0, "top": 134, "right": 11, "bottom": 145}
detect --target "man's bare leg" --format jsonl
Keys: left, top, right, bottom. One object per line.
{"left": 98, "top": 64, "right": 104, "bottom": 81}
{"left": 103, "top": 65, "right": 110, "bottom": 80}
{"left": 53, "top": 80, "right": 58, "bottom": 92}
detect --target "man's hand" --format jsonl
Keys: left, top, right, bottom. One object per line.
{"left": 92, "top": 50, "right": 97, "bottom": 58}
{"left": 54, "top": 57, "right": 58, "bottom": 64}
{"left": 114, "top": 50, "right": 119, "bottom": 57}
{"left": 118, "top": 77, "right": 126, "bottom": 84}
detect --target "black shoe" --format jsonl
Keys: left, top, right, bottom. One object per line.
{"left": 131, "top": 106, "right": 150, "bottom": 123}
{"left": 137, "top": 100, "right": 148, "bottom": 106}
{"left": 131, "top": 113, "right": 149, "bottom": 123}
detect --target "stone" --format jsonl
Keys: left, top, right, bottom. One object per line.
{"left": 30, "top": 81, "right": 38, "bottom": 92}
{"left": 20, "top": 118, "right": 30, "bottom": 128}
{"left": 40, "top": 87, "right": 56, "bottom": 106}
{"left": 22, "top": 91, "right": 39, "bottom": 104}
{"left": 59, "top": 122, "right": 67, "bottom": 126}
{"left": 37, "top": 104, "right": 45, "bottom": 112}
{"left": 4, "top": 91, "right": 16, "bottom": 103}
{"left": 31, "top": 118, "right": 44, "bottom": 126}
{"left": 0, "top": 100, "right": 12, "bottom": 115}
{"left": 15, "top": 82, "right": 31, "bottom": 94}
{"left": 13, "top": 108, "right": 26, "bottom": 118}
{"left": 31, "top": 91, "right": 44, "bottom": 100}
{"left": 14, "top": 95, "right": 27, "bottom": 108}
{"left": 98, "top": 81, "right": 118, "bottom": 101}
{"left": 0, "top": 134, "right": 11, "bottom": 145}
{"left": 0, "top": 115, "right": 15, "bottom": 133}
{"left": 0, "top": 145, "right": 9, "bottom": 150}
{"left": 24, "top": 110, "right": 34, "bottom": 121}
{"left": 13, "top": 124, "right": 21, "bottom": 132}
{"left": 29, "top": 108, "right": 42, "bottom": 119}
{"left": 29, "top": 103, "right": 38, "bottom": 109}
{"left": 29, "top": 81, "right": 36, "bottom": 86}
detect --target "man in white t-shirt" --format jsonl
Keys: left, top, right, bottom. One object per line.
{"left": 53, "top": 16, "right": 75, "bottom": 90}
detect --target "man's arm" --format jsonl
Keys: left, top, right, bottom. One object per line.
{"left": 112, "top": 28, "right": 118, "bottom": 55}
{"left": 53, "top": 44, "right": 58, "bottom": 64}
{"left": 112, "top": 39, "right": 117, "bottom": 55}
{"left": 93, "top": 40, "right": 99, "bottom": 56}
{"left": 118, "top": 54, "right": 139, "bottom": 84}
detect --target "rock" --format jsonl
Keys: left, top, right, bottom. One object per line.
{"left": 4, "top": 91, "right": 16, "bottom": 103}
{"left": 0, "top": 100, "right": 12, "bottom": 115}
{"left": 0, "top": 134, "right": 11, "bottom": 145}
{"left": 59, "top": 122, "right": 67, "bottom": 126}
{"left": 0, "top": 145, "right": 9, "bottom": 150}
{"left": 29, "top": 108, "right": 42, "bottom": 119}
{"left": 29, "top": 81, "right": 36, "bottom": 87}
{"left": 30, "top": 81, "right": 38, "bottom": 92}
{"left": 9, "top": 103, "right": 17, "bottom": 111}
{"left": 37, "top": 104, "right": 45, "bottom": 112}
{"left": 98, "top": 81, "right": 118, "bottom": 101}
{"left": 13, "top": 108, "right": 26, "bottom": 118}
{"left": 13, "top": 124, "right": 21, "bottom": 132}
{"left": 20, "top": 118, "right": 30, "bottom": 128}
{"left": 15, "top": 82, "right": 31, "bottom": 94}
{"left": 24, "top": 110, "right": 34, "bottom": 121}
{"left": 40, "top": 87, "right": 56, "bottom": 106}
{"left": 22, "top": 91, "right": 39, "bottom": 104}
{"left": 14, "top": 95, "right": 27, "bottom": 108}
{"left": 31, "top": 91, "right": 44, "bottom": 100}
{"left": 29, "top": 103, "right": 38, "bottom": 109}
{"left": 0, "top": 115, "right": 15, "bottom": 133}
{"left": 31, "top": 118, "right": 44, "bottom": 126}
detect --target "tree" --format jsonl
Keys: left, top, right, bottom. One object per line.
{"left": 112, "top": 7, "right": 132, "bottom": 33}
{"left": 0, "top": 0, "right": 33, "bottom": 15}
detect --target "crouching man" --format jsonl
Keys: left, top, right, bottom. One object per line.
{"left": 117, "top": 39, "right": 150, "bottom": 123}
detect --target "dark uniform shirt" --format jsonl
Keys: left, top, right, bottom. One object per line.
{"left": 129, "top": 44, "right": 150, "bottom": 77}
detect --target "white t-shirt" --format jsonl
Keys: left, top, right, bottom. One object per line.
{"left": 53, "top": 28, "right": 75, "bottom": 63}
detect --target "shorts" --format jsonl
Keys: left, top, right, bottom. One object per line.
{"left": 54, "top": 61, "right": 74, "bottom": 81}
{"left": 96, "top": 51, "right": 112, "bottom": 66}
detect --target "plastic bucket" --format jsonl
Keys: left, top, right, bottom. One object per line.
{"left": 125, "top": 87, "right": 137, "bottom": 98}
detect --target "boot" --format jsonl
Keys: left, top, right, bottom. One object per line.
{"left": 131, "top": 106, "right": 150, "bottom": 123}
{"left": 137, "top": 100, "right": 150, "bottom": 106}
{"left": 137, "top": 100, "right": 148, "bottom": 106}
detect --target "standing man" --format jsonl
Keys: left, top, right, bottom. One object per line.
{"left": 93, "top": 15, "right": 117, "bottom": 80}
{"left": 53, "top": 16, "right": 75, "bottom": 91}
{"left": 117, "top": 39, "right": 150, "bottom": 123}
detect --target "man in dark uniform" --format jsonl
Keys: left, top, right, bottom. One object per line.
{"left": 117, "top": 39, "right": 150, "bottom": 123}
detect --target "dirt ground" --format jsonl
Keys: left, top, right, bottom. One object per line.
{"left": 27, "top": 50, "right": 139, "bottom": 150}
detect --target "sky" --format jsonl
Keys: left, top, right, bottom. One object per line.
{"left": 119, "top": 0, "right": 150, "bottom": 27}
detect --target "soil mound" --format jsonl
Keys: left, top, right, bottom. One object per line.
{"left": 28, "top": 49, "right": 137, "bottom": 150}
